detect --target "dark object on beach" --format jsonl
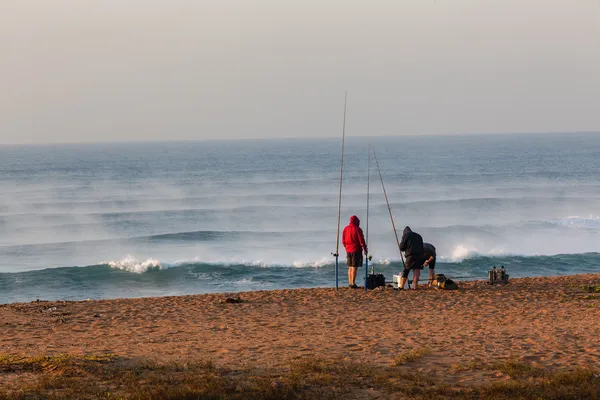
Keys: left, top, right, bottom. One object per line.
{"left": 365, "top": 273, "right": 386, "bottom": 290}
{"left": 221, "top": 297, "right": 244, "bottom": 304}
{"left": 432, "top": 274, "right": 458, "bottom": 290}
{"left": 487, "top": 266, "right": 509, "bottom": 285}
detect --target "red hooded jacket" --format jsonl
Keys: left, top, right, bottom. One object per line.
{"left": 342, "top": 215, "right": 367, "bottom": 254}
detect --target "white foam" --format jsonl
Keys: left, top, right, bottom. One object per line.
{"left": 438, "top": 245, "right": 509, "bottom": 262}
{"left": 487, "top": 248, "right": 507, "bottom": 256}
{"left": 173, "top": 256, "right": 270, "bottom": 268}
{"left": 292, "top": 257, "right": 331, "bottom": 268}
{"left": 243, "top": 260, "right": 270, "bottom": 268}
{"left": 106, "top": 255, "right": 336, "bottom": 271}
{"left": 554, "top": 215, "right": 600, "bottom": 229}
{"left": 105, "top": 256, "right": 163, "bottom": 273}
{"left": 233, "top": 278, "right": 255, "bottom": 286}
{"left": 450, "top": 244, "right": 474, "bottom": 262}
{"left": 188, "top": 272, "right": 214, "bottom": 280}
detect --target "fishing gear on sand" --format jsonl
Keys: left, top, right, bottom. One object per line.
{"left": 363, "top": 143, "right": 385, "bottom": 291}
{"left": 332, "top": 91, "right": 347, "bottom": 290}
{"left": 372, "top": 146, "right": 405, "bottom": 268}
{"left": 364, "top": 141, "right": 371, "bottom": 291}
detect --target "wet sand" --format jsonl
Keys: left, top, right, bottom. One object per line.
{"left": 1, "top": 273, "right": 599, "bottom": 387}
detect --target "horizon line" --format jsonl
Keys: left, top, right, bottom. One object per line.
{"left": 0, "top": 130, "right": 599, "bottom": 147}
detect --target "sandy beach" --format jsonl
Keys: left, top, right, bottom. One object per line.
{"left": 1, "top": 273, "right": 599, "bottom": 398}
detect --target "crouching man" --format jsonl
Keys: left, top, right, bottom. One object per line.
{"left": 399, "top": 226, "right": 425, "bottom": 290}
{"left": 423, "top": 242, "right": 437, "bottom": 287}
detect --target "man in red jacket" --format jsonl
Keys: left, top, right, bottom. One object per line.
{"left": 342, "top": 215, "right": 368, "bottom": 289}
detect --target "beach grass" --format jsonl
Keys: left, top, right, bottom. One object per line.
{"left": 1, "top": 353, "right": 597, "bottom": 399}
{"left": 581, "top": 284, "right": 600, "bottom": 293}
{"left": 394, "top": 347, "right": 431, "bottom": 365}
{"left": 488, "top": 359, "right": 547, "bottom": 379}
{"left": 450, "top": 360, "right": 482, "bottom": 372}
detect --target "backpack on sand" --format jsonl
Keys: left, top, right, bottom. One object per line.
{"left": 366, "top": 273, "right": 386, "bottom": 290}
{"left": 434, "top": 274, "right": 458, "bottom": 290}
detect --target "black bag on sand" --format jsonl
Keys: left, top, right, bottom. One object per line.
{"left": 440, "top": 279, "right": 458, "bottom": 290}
{"left": 434, "top": 274, "right": 458, "bottom": 290}
{"left": 366, "top": 273, "right": 386, "bottom": 290}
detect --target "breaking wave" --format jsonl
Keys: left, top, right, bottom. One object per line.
{"left": 443, "top": 245, "right": 508, "bottom": 263}
{"left": 1, "top": 252, "right": 599, "bottom": 304}
{"left": 291, "top": 257, "right": 332, "bottom": 268}
{"left": 105, "top": 256, "right": 164, "bottom": 273}
{"left": 102, "top": 256, "right": 336, "bottom": 274}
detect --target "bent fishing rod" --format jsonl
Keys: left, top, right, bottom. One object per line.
{"left": 364, "top": 141, "right": 372, "bottom": 291}
{"left": 333, "top": 91, "right": 347, "bottom": 290}
{"left": 372, "top": 146, "right": 406, "bottom": 268}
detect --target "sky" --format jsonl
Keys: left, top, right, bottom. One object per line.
{"left": 1, "top": 0, "right": 599, "bottom": 144}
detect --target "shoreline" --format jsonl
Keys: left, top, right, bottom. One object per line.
{"left": 2, "top": 269, "right": 599, "bottom": 306}
{"left": 1, "top": 272, "right": 599, "bottom": 398}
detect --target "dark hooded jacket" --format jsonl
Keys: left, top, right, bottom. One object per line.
{"left": 399, "top": 226, "right": 424, "bottom": 258}
{"left": 342, "top": 215, "right": 367, "bottom": 254}
{"left": 423, "top": 243, "right": 436, "bottom": 260}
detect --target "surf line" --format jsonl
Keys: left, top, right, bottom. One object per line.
{"left": 333, "top": 91, "right": 348, "bottom": 290}
{"left": 372, "top": 146, "right": 406, "bottom": 269}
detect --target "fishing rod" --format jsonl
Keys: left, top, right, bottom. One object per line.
{"left": 372, "top": 146, "right": 406, "bottom": 268}
{"left": 364, "top": 141, "right": 371, "bottom": 291}
{"left": 333, "top": 91, "right": 347, "bottom": 290}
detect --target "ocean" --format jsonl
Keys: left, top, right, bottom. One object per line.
{"left": 1, "top": 133, "right": 599, "bottom": 304}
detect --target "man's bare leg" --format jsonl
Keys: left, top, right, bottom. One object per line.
{"left": 413, "top": 269, "right": 420, "bottom": 290}
{"left": 348, "top": 267, "right": 353, "bottom": 286}
{"left": 429, "top": 269, "right": 435, "bottom": 287}
{"left": 399, "top": 276, "right": 407, "bottom": 290}
{"left": 350, "top": 267, "right": 357, "bottom": 286}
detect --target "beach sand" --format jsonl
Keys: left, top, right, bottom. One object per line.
{"left": 1, "top": 273, "right": 599, "bottom": 398}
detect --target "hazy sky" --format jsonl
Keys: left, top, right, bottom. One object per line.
{"left": 1, "top": 0, "right": 599, "bottom": 144}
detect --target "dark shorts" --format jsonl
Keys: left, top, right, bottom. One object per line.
{"left": 428, "top": 259, "right": 436, "bottom": 270}
{"left": 402, "top": 255, "right": 425, "bottom": 278}
{"left": 405, "top": 255, "right": 425, "bottom": 270}
{"left": 346, "top": 251, "right": 363, "bottom": 268}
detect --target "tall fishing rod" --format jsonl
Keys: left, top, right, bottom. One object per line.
{"left": 372, "top": 146, "right": 406, "bottom": 268}
{"left": 364, "top": 141, "right": 371, "bottom": 291}
{"left": 333, "top": 91, "right": 348, "bottom": 290}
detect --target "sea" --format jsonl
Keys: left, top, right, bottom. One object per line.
{"left": 1, "top": 133, "right": 599, "bottom": 304}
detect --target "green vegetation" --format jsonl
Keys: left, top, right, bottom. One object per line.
{"left": 450, "top": 360, "right": 482, "bottom": 372}
{"left": 474, "top": 368, "right": 600, "bottom": 400}
{"left": 394, "top": 347, "right": 431, "bottom": 366}
{"left": 0, "top": 353, "right": 598, "bottom": 399}
{"left": 581, "top": 284, "right": 600, "bottom": 293}
{"left": 488, "top": 359, "right": 546, "bottom": 379}
{"left": 0, "top": 354, "right": 117, "bottom": 373}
